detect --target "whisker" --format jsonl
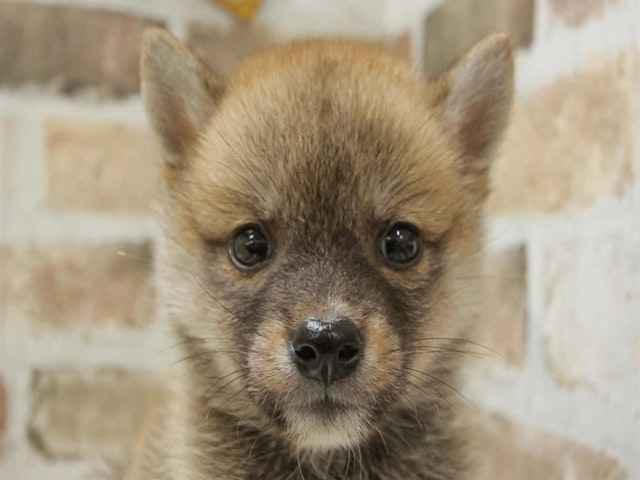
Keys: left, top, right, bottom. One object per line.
{"left": 403, "top": 371, "right": 450, "bottom": 406}
{"left": 171, "top": 347, "right": 256, "bottom": 366}
{"left": 344, "top": 445, "right": 352, "bottom": 478}
{"left": 399, "top": 391, "right": 425, "bottom": 431}
{"left": 372, "top": 424, "right": 390, "bottom": 455}
{"left": 296, "top": 448, "right": 306, "bottom": 480}
{"left": 389, "top": 368, "right": 449, "bottom": 407}
{"left": 357, "top": 443, "right": 364, "bottom": 480}
{"left": 157, "top": 336, "right": 239, "bottom": 354}
{"left": 397, "top": 346, "right": 490, "bottom": 359}
{"left": 218, "top": 384, "right": 252, "bottom": 411}
{"left": 451, "top": 274, "right": 525, "bottom": 281}
{"left": 190, "top": 270, "right": 241, "bottom": 319}
{"left": 204, "top": 368, "right": 250, "bottom": 405}
{"left": 405, "top": 367, "right": 474, "bottom": 407}
{"left": 406, "top": 336, "right": 498, "bottom": 354}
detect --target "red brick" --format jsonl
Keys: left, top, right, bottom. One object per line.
{"left": 0, "top": 242, "right": 154, "bottom": 334}
{"left": 422, "top": 0, "right": 534, "bottom": 79}
{"left": 549, "top": 0, "right": 620, "bottom": 26}
{"left": 45, "top": 120, "right": 160, "bottom": 213}
{"left": 187, "top": 23, "right": 276, "bottom": 76}
{"left": 29, "top": 367, "right": 161, "bottom": 459}
{"left": 0, "top": 2, "right": 163, "bottom": 96}
{"left": 488, "top": 49, "right": 638, "bottom": 213}
{"left": 0, "top": 375, "right": 5, "bottom": 459}
{"left": 477, "top": 247, "right": 528, "bottom": 368}
{"left": 475, "top": 414, "right": 628, "bottom": 478}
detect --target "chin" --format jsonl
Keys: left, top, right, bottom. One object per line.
{"left": 284, "top": 403, "right": 370, "bottom": 451}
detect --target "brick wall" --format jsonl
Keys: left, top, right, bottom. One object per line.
{"left": 0, "top": 0, "right": 638, "bottom": 478}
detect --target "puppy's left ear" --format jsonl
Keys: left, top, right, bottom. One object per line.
{"left": 436, "top": 34, "right": 514, "bottom": 181}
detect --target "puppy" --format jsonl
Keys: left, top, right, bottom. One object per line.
{"left": 125, "top": 29, "right": 513, "bottom": 480}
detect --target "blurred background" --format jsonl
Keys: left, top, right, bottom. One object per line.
{"left": 0, "top": 0, "right": 638, "bottom": 478}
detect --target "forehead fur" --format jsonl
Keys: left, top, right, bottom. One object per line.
{"left": 181, "top": 40, "right": 465, "bottom": 239}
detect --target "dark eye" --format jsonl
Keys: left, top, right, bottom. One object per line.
{"left": 229, "top": 224, "right": 272, "bottom": 270}
{"left": 379, "top": 222, "right": 421, "bottom": 268}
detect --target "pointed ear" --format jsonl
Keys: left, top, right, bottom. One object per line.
{"left": 437, "top": 34, "right": 514, "bottom": 176}
{"left": 140, "top": 28, "right": 224, "bottom": 167}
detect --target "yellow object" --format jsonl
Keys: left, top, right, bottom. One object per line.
{"left": 210, "top": 0, "right": 262, "bottom": 21}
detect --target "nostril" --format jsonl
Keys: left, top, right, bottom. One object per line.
{"left": 295, "top": 345, "right": 317, "bottom": 363}
{"left": 337, "top": 344, "right": 359, "bottom": 363}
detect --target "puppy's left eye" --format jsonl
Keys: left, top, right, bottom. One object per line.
{"left": 379, "top": 222, "right": 421, "bottom": 268}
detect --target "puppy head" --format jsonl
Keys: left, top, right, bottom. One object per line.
{"left": 141, "top": 30, "right": 513, "bottom": 451}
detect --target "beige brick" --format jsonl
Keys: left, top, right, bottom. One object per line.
{"left": 29, "top": 367, "right": 161, "bottom": 459}
{"left": 187, "top": 23, "right": 276, "bottom": 76}
{"left": 187, "top": 23, "right": 412, "bottom": 76}
{"left": 0, "top": 242, "right": 154, "bottom": 333}
{"left": 543, "top": 235, "right": 640, "bottom": 389}
{"left": 0, "top": 374, "right": 5, "bottom": 459}
{"left": 549, "top": 0, "right": 620, "bottom": 26}
{"left": 0, "top": 2, "right": 163, "bottom": 96}
{"left": 422, "top": 0, "right": 534, "bottom": 79}
{"left": 488, "top": 49, "right": 638, "bottom": 213}
{"left": 476, "top": 247, "right": 528, "bottom": 368}
{"left": 45, "top": 120, "right": 160, "bottom": 213}
{"left": 0, "top": 118, "right": 6, "bottom": 204}
{"left": 475, "top": 413, "right": 628, "bottom": 479}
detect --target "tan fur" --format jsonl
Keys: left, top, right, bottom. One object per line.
{"left": 127, "top": 29, "right": 513, "bottom": 480}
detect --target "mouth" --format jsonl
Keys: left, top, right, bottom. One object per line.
{"left": 298, "top": 398, "right": 352, "bottom": 417}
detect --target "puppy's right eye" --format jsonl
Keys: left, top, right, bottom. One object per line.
{"left": 229, "top": 224, "right": 272, "bottom": 270}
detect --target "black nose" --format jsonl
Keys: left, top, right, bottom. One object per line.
{"left": 291, "top": 315, "right": 363, "bottom": 385}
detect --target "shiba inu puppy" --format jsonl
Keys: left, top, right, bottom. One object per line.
{"left": 126, "top": 28, "right": 513, "bottom": 480}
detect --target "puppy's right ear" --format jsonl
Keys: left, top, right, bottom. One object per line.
{"left": 140, "top": 28, "right": 223, "bottom": 167}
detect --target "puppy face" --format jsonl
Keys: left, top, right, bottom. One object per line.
{"left": 142, "top": 32, "right": 513, "bottom": 451}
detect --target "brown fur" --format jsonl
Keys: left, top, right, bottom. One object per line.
{"left": 126, "top": 29, "right": 513, "bottom": 480}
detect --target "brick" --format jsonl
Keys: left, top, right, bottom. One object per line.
{"left": 477, "top": 247, "right": 528, "bottom": 368}
{"left": 488, "top": 49, "right": 638, "bottom": 213}
{"left": 29, "top": 367, "right": 161, "bottom": 459}
{"left": 0, "top": 242, "right": 154, "bottom": 333}
{"left": 542, "top": 234, "right": 640, "bottom": 389}
{"left": 549, "top": 0, "right": 620, "bottom": 26}
{"left": 187, "top": 23, "right": 411, "bottom": 76}
{"left": 475, "top": 413, "right": 628, "bottom": 478}
{"left": 187, "top": 23, "right": 277, "bottom": 76}
{"left": 45, "top": 120, "right": 160, "bottom": 213}
{"left": 0, "top": 375, "right": 5, "bottom": 459}
{"left": 0, "top": 118, "right": 7, "bottom": 204}
{"left": 422, "top": 0, "right": 534, "bottom": 79}
{"left": 0, "top": 2, "right": 163, "bottom": 96}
